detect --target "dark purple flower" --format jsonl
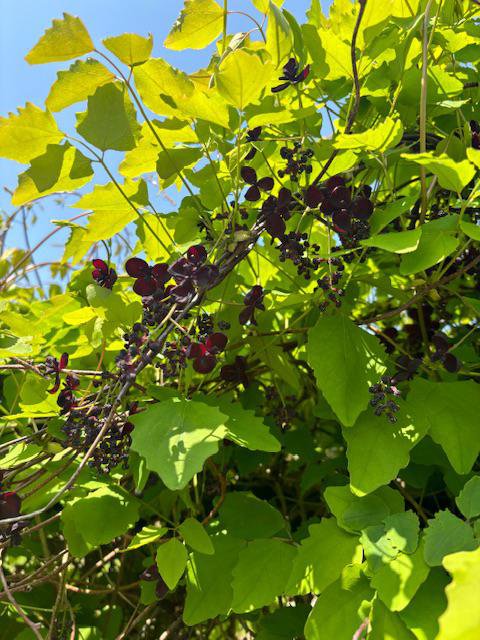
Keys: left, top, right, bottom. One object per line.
{"left": 45, "top": 353, "right": 69, "bottom": 394}
{"left": 126, "top": 258, "right": 170, "bottom": 297}
{"left": 0, "top": 491, "right": 21, "bottom": 520}
{"left": 392, "top": 356, "right": 421, "bottom": 383}
{"left": 186, "top": 332, "right": 228, "bottom": 374}
{"left": 241, "top": 166, "right": 274, "bottom": 202}
{"left": 470, "top": 120, "right": 480, "bottom": 149}
{"left": 262, "top": 188, "right": 292, "bottom": 239}
{"left": 168, "top": 245, "right": 218, "bottom": 303}
{"left": 220, "top": 355, "right": 249, "bottom": 387}
{"left": 245, "top": 126, "right": 262, "bottom": 160}
{"left": 239, "top": 285, "right": 265, "bottom": 325}
{"left": 92, "top": 259, "right": 117, "bottom": 289}
{"left": 272, "top": 58, "right": 310, "bottom": 93}
{"left": 431, "top": 333, "right": 461, "bottom": 373}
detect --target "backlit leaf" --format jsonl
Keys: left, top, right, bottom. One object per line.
{"left": 164, "top": 0, "right": 224, "bottom": 51}
{"left": 46, "top": 58, "right": 114, "bottom": 112}
{"left": 103, "top": 33, "right": 153, "bottom": 66}
{"left": 25, "top": 13, "right": 94, "bottom": 64}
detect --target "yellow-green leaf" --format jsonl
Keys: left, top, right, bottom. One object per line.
{"left": 25, "top": 13, "right": 94, "bottom": 64}
{"left": 156, "top": 538, "right": 188, "bottom": 590}
{"left": 164, "top": 0, "right": 224, "bottom": 51}
{"left": 12, "top": 142, "right": 93, "bottom": 206}
{"left": 45, "top": 59, "right": 114, "bottom": 112}
{"left": 103, "top": 33, "right": 153, "bottom": 67}
{"left": 401, "top": 153, "right": 475, "bottom": 193}
{"left": 335, "top": 117, "right": 404, "bottom": 153}
{"left": 0, "top": 103, "right": 64, "bottom": 163}
{"left": 127, "top": 525, "right": 168, "bottom": 551}
{"left": 215, "top": 49, "right": 274, "bottom": 110}
{"left": 266, "top": 2, "right": 293, "bottom": 68}
{"left": 76, "top": 82, "right": 140, "bottom": 151}
{"left": 438, "top": 547, "right": 480, "bottom": 640}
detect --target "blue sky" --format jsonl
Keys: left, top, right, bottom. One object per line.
{"left": 0, "top": 0, "right": 328, "bottom": 267}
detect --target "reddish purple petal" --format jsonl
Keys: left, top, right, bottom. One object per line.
{"left": 245, "top": 185, "right": 261, "bottom": 202}
{"left": 193, "top": 354, "right": 217, "bottom": 374}
{"left": 265, "top": 212, "right": 286, "bottom": 238}
{"left": 353, "top": 197, "right": 374, "bottom": 219}
{"left": 187, "top": 245, "right": 207, "bottom": 265}
{"left": 443, "top": 353, "right": 460, "bottom": 373}
{"left": 271, "top": 82, "right": 290, "bottom": 93}
{"left": 241, "top": 166, "right": 257, "bottom": 185}
{"left": 305, "top": 185, "right": 324, "bottom": 208}
{"left": 47, "top": 374, "right": 61, "bottom": 395}
{"left": 126, "top": 257, "right": 150, "bottom": 278}
{"left": 326, "top": 175, "right": 346, "bottom": 191}
{"left": 257, "top": 177, "right": 274, "bottom": 192}
{"left": 59, "top": 353, "right": 69, "bottom": 370}
{"left": 0, "top": 491, "right": 21, "bottom": 519}
{"left": 186, "top": 342, "right": 207, "bottom": 359}
{"left": 152, "top": 263, "right": 170, "bottom": 285}
{"left": 206, "top": 332, "right": 228, "bottom": 354}
{"left": 92, "top": 259, "right": 108, "bottom": 272}
{"left": 332, "top": 210, "right": 352, "bottom": 234}
{"left": 133, "top": 277, "right": 157, "bottom": 296}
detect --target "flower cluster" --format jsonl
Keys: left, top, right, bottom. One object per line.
{"left": 278, "top": 143, "right": 314, "bottom": 181}
{"left": 262, "top": 188, "right": 295, "bottom": 239}
{"left": 168, "top": 245, "right": 219, "bottom": 302}
{"left": 369, "top": 376, "right": 401, "bottom": 423}
{"left": 126, "top": 258, "right": 169, "bottom": 296}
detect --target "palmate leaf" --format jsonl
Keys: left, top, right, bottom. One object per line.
{"left": 438, "top": 547, "right": 480, "bottom": 640}
{"left": 307, "top": 314, "right": 386, "bottom": 426}
{"left": 25, "top": 13, "right": 94, "bottom": 64}
{"left": 130, "top": 398, "right": 227, "bottom": 490}
{"left": 423, "top": 511, "right": 477, "bottom": 567}
{"left": 76, "top": 82, "right": 140, "bottom": 151}
{"left": 164, "top": 0, "right": 224, "bottom": 51}
{"left": 0, "top": 103, "right": 64, "bottom": 163}
{"left": 215, "top": 49, "right": 274, "bottom": 110}
{"left": 12, "top": 142, "right": 93, "bottom": 206}
{"left": 103, "top": 33, "right": 153, "bottom": 66}
{"left": 45, "top": 59, "right": 115, "bottom": 112}
{"left": 335, "top": 117, "right": 404, "bottom": 153}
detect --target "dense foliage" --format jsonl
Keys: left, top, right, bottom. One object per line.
{"left": 1, "top": 0, "right": 480, "bottom": 637}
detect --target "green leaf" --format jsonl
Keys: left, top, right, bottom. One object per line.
{"left": 335, "top": 117, "right": 403, "bottom": 153}
{"left": 156, "top": 147, "right": 202, "bottom": 182}
{"left": 400, "top": 568, "right": 449, "bottom": 640}
{"left": 120, "top": 119, "right": 198, "bottom": 178}
{"left": 156, "top": 538, "right": 188, "bottom": 590}
{"left": 401, "top": 153, "right": 475, "bottom": 193}
{"left": 164, "top": 0, "right": 224, "bottom": 51}
{"left": 324, "top": 485, "right": 404, "bottom": 533}
{"left": 25, "top": 13, "right": 94, "bottom": 64}
{"left": 266, "top": 2, "right": 293, "bottom": 68}
{"left": 62, "top": 487, "right": 139, "bottom": 557}
{"left": 460, "top": 220, "right": 480, "bottom": 241}
{"left": 218, "top": 491, "right": 286, "bottom": 539}
{"left": 456, "top": 477, "right": 480, "bottom": 520}
{"left": 215, "top": 49, "right": 274, "bottom": 110}
{"left": 438, "top": 547, "right": 480, "bottom": 640}
{"left": 133, "top": 58, "right": 229, "bottom": 127}
{"left": 103, "top": 33, "right": 153, "bottom": 66}
{"left": 217, "top": 400, "right": 281, "bottom": 452}
{"left": 370, "top": 600, "right": 417, "bottom": 640}
{"left": 252, "top": 0, "right": 284, "bottom": 11}
{"left": 135, "top": 213, "right": 175, "bottom": 262}
{"left": 126, "top": 525, "right": 168, "bottom": 551}
{"left": 371, "top": 542, "right": 430, "bottom": 611}
{"left": 361, "top": 228, "right": 421, "bottom": 253}
{"left": 344, "top": 409, "right": 428, "bottom": 496}
{"left": 12, "top": 142, "right": 93, "bottom": 205}
{"left": 400, "top": 217, "right": 459, "bottom": 275}
{"left": 130, "top": 397, "right": 227, "bottom": 490}
{"left": 256, "top": 606, "right": 310, "bottom": 640}
{"left": 407, "top": 379, "right": 480, "bottom": 474}
{"left": 383, "top": 512, "right": 420, "bottom": 555}
{"left": 307, "top": 314, "right": 386, "bottom": 426}
{"left": 178, "top": 518, "right": 214, "bottom": 555}
{"left": 231, "top": 539, "right": 297, "bottom": 612}
{"left": 184, "top": 534, "right": 246, "bottom": 625}
{"left": 45, "top": 59, "right": 115, "bottom": 112}
{"left": 0, "top": 103, "right": 64, "bottom": 163}
{"left": 285, "top": 519, "right": 362, "bottom": 596}
{"left": 424, "top": 511, "right": 477, "bottom": 567}
{"left": 304, "top": 565, "right": 374, "bottom": 640}
{"left": 76, "top": 82, "right": 140, "bottom": 151}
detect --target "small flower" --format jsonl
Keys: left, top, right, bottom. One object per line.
{"left": 45, "top": 353, "right": 69, "bottom": 394}
{"left": 186, "top": 332, "right": 228, "bottom": 374}
{"left": 470, "top": 120, "right": 480, "bottom": 149}
{"left": 57, "top": 373, "right": 80, "bottom": 412}
{"left": 92, "top": 259, "right": 117, "bottom": 289}
{"left": 220, "top": 355, "right": 249, "bottom": 387}
{"left": 0, "top": 491, "right": 21, "bottom": 520}
{"left": 393, "top": 355, "right": 421, "bottom": 383}
{"left": 168, "top": 245, "right": 219, "bottom": 303}
{"left": 272, "top": 58, "right": 310, "bottom": 93}
{"left": 431, "top": 333, "right": 461, "bottom": 373}
{"left": 241, "top": 166, "right": 274, "bottom": 202}
{"left": 239, "top": 285, "right": 265, "bottom": 325}
{"left": 245, "top": 126, "right": 262, "bottom": 160}
{"left": 126, "top": 258, "right": 170, "bottom": 296}
{"left": 262, "top": 188, "right": 293, "bottom": 239}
